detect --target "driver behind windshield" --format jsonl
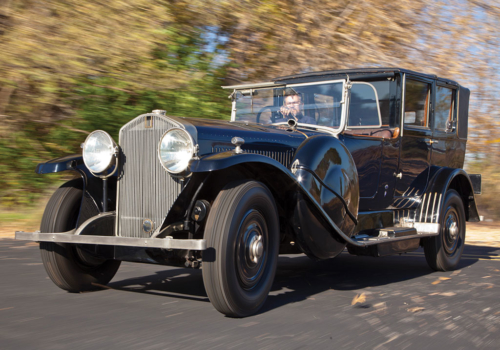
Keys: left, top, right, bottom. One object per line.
{"left": 276, "top": 89, "right": 316, "bottom": 124}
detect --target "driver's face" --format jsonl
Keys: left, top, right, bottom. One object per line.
{"left": 285, "top": 95, "right": 302, "bottom": 114}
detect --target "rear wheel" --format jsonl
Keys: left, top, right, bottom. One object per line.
{"left": 202, "top": 180, "right": 279, "bottom": 317}
{"left": 40, "top": 180, "right": 121, "bottom": 292}
{"left": 423, "top": 189, "right": 465, "bottom": 271}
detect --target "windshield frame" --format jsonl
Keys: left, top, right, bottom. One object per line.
{"left": 230, "top": 79, "right": 347, "bottom": 135}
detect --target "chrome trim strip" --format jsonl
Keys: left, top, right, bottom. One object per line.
{"left": 419, "top": 193, "right": 426, "bottom": 222}
{"left": 431, "top": 192, "right": 437, "bottom": 223}
{"left": 424, "top": 192, "right": 431, "bottom": 222}
{"left": 435, "top": 193, "right": 443, "bottom": 223}
{"left": 15, "top": 231, "right": 207, "bottom": 250}
{"left": 414, "top": 222, "right": 440, "bottom": 234}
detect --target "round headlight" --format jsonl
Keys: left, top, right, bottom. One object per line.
{"left": 158, "top": 129, "right": 194, "bottom": 174}
{"left": 82, "top": 130, "right": 117, "bottom": 174}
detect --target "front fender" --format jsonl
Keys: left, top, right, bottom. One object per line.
{"left": 291, "top": 135, "right": 359, "bottom": 259}
{"left": 418, "top": 167, "right": 480, "bottom": 223}
{"left": 190, "top": 139, "right": 360, "bottom": 260}
{"left": 35, "top": 154, "right": 112, "bottom": 227}
{"left": 36, "top": 154, "right": 86, "bottom": 175}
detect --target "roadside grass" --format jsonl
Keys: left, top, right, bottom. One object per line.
{"left": 0, "top": 182, "right": 62, "bottom": 238}
{"left": 0, "top": 199, "right": 49, "bottom": 238}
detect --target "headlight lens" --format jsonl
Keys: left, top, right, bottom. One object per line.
{"left": 82, "top": 130, "right": 116, "bottom": 174}
{"left": 158, "top": 129, "right": 194, "bottom": 174}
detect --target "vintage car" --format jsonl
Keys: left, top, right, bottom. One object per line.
{"left": 16, "top": 68, "right": 481, "bottom": 317}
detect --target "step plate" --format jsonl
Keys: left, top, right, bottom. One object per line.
{"left": 378, "top": 227, "right": 417, "bottom": 238}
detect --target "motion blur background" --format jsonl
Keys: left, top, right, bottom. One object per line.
{"left": 0, "top": 0, "right": 499, "bottom": 228}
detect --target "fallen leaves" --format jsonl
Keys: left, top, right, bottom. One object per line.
{"left": 407, "top": 306, "right": 425, "bottom": 313}
{"left": 431, "top": 277, "right": 451, "bottom": 285}
{"left": 351, "top": 293, "right": 366, "bottom": 305}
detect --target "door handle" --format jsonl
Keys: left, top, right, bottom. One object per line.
{"left": 425, "top": 139, "right": 438, "bottom": 145}
{"left": 394, "top": 172, "right": 403, "bottom": 179}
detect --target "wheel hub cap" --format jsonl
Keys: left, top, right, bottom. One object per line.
{"left": 443, "top": 210, "right": 460, "bottom": 255}
{"left": 248, "top": 235, "right": 263, "bottom": 264}
{"left": 449, "top": 222, "right": 458, "bottom": 239}
{"left": 236, "top": 210, "right": 268, "bottom": 290}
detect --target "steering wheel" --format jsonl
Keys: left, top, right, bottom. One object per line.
{"left": 256, "top": 106, "right": 279, "bottom": 124}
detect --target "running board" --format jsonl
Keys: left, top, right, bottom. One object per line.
{"left": 347, "top": 225, "right": 440, "bottom": 257}
{"left": 351, "top": 224, "right": 439, "bottom": 247}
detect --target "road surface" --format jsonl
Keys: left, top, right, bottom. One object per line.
{"left": 1, "top": 237, "right": 499, "bottom": 349}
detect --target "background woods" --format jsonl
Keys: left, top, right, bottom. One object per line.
{"left": 0, "top": 0, "right": 499, "bottom": 217}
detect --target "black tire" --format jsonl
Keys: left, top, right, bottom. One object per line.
{"left": 423, "top": 189, "right": 466, "bottom": 271}
{"left": 40, "top": 179, "right": 121, "bottom": 292}
{"left": 202, "top": 180, "right": 279, "bottom": 317}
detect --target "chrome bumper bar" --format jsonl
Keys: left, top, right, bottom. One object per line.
{"left": 15, "top": 231, "right": 207, "bottom": 250}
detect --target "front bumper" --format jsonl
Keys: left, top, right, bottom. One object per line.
{"left": 15, "top": 231, "right": 206, "bottom": 250}
{"left": 15, "top": 211, "right": 206, "bottom": 250}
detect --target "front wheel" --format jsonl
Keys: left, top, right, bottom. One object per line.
{"left": 423, "top": 189, "right": 466, "bottom": 271}
{"left": 40, "top": 180, "right": 121, "bottom": 292}
{"left": 202, "top": 180, "right": 279, "bottom": 317}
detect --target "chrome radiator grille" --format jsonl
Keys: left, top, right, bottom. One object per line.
{"left": 116, "top": 115, "right": 184, "bottom": 238}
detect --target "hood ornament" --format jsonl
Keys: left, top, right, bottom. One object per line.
{"left": 231, "top": 137, "right": 245, "bottom": 154}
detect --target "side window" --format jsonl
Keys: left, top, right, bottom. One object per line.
{"left": 369, "top": 80, "right": 396, "bottom": 127}
{"left": 404, "top": 79, "right": 431, "bottom": 128}
{"left": 347, "top": 83, "right": 381, "bottom": 128}
{"left": 434, "top": 86, "right": 457, "bottom": 132}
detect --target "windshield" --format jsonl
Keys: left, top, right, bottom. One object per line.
{"left": 232, "top": 81, "right": 345, "bottom": 129}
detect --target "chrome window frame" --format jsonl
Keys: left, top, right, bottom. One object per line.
{"left": 345, "top": 82, "right": 383, "bottom": 129}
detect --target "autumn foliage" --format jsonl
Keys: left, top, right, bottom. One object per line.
{"left": 0, "top": 0, "right": 499, "bottom": 216}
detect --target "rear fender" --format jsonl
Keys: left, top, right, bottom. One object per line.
{"left": 417, "top": 167, "right": 480, "bottom": 224}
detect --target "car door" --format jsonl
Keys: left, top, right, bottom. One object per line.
{"left": 394, "top": 76, "right": 433, "bottom": 200}
{"left": 430, "top": 83, "right": 463, "bottom": 168}
{"left": 343, "top": 82, "right": 384, "bottom": 199}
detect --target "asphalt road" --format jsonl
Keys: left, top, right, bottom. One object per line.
{"left": 1, "top": 239, "right": 499, "bottom": 350}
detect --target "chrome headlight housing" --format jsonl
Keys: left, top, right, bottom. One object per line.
{"left": 158, "top": 128, "right": 194, "bottom": 174}
{"left": 82, "top": 130, "right": 117, "bottom": 175}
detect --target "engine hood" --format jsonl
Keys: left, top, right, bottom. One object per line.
{"left": 179, "top": 117, "right": 328, "bottom": 159}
